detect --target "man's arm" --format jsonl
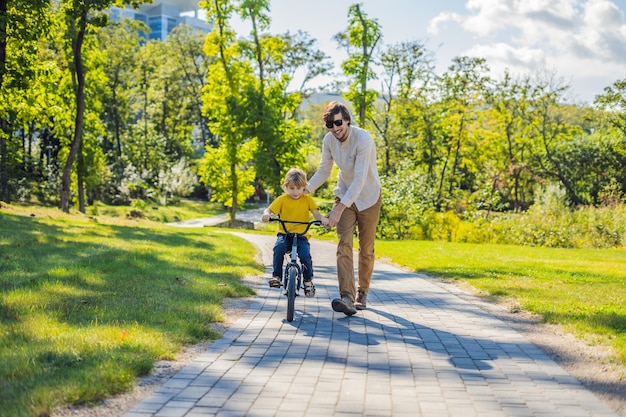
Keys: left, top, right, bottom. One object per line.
{"left": 307, "top": 135, "right": 334, "bottom": 194}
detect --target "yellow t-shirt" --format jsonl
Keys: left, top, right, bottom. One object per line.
{"left": 269, "top": 194, "right": 319, "bottom": 236}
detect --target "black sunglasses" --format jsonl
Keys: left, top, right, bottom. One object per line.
{"left": 325, "top": 119, "right": 344, "bottom": 129}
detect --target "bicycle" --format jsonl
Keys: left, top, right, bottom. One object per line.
{"left": 269, "top": 217, "right": 322, "bottom": 322}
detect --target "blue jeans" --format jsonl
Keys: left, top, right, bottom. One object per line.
{"left": 272, "top": 234, "right": 313, "bottom": 281}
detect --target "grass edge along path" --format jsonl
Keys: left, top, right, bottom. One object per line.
{"left": 0, "top": 204, "right": 262, "bottom": 417}
{"left": 376, "top": 239, "right": 626, "bottom": 371}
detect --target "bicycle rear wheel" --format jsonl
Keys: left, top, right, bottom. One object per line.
{"left": 286, "top": 266, "right": 297, "bottom": 322}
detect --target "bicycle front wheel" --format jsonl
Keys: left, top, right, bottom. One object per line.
{"left": 286, "top": 266, "right": 297, "bottom": 322}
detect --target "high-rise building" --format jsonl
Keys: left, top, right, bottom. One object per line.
{"left": 111, "top": 0, "right": 211, "bottom": 41}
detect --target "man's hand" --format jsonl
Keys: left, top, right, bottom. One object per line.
{"left": 327, "top": 203, "right": 346, "bottom": 227}
{"left": 261, "top": 213, "right": 271, "bottom": 222}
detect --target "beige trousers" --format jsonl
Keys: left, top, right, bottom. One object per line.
{"left": 334, "top": 195, "right": 382, "bottom": 301}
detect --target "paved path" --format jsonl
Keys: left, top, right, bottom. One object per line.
{"left": 124, "top": 221, "right": 619, "bottom": 417}
{"left": 166, "top": 208, "right": 266, "bottom": 228}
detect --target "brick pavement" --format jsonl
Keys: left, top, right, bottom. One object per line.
{"left": 123, "top": 232, "right": 619, "bottom": 417}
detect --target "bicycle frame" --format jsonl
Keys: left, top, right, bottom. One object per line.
{"left": 270, "top": 217, "right": 321, "bottom": 322}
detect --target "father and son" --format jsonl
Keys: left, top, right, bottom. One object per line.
{"left": 261, "top": 101, "right": 382, "bottom": 316}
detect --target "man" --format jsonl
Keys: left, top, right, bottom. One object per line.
{"left": 306, "top": 101, "right": 382, "bottom": 316}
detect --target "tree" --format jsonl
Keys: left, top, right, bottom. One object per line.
{"left": 200, "top": 0, "right": 257, "bottom": 222}
{"left": 435, "top": 56, "right": 490, "bottom": 210}
{"left": 526, "top": 74, "right": 585, "bottom": 205}
{"left": 485, "top": 72, "right": 535, "bottom": 211}
{"left": 59, "top": 0, "right": 147, "bottom": 213}
{"left": 166, "top": 24, "right": 215, "bottom": 148}
{"left": 0, "top": 0, "right": 51, "bottom": 202}
{"left": 374, "top": 40, "right": 430, "bottom": 174}
{"left": 595, "top": 78, "right": 626, "bottom": 137}
{"left": 238, "top": 1, "right": 323, "bottom": 196}
{"left": 334, "top": 3, "right": 382, "bottom": 126}
{"left": 278, "top": 31, "right": 332, "bottom": 96}
{"left": 99, "top": 19, "right": 146, "bottom": 161}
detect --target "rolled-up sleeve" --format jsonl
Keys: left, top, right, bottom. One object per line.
{"left": 307, "top": 133, "right": 334, "bottom": 194}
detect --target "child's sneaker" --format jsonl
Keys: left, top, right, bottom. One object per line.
{"left": 268, "top": 276, "right": 281, "bottom": 288}
{"left": 303, "top": 280, "right": 316, "bottom": 298}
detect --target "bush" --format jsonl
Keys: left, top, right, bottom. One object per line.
{"left": 381, "top": 179, "right": 626, "bottom": 248}
{"left": 465, "top": 184, "right": 626, "bottom": 248}
{"left": 378, "top": 165, "right": 438, "bottom": 240}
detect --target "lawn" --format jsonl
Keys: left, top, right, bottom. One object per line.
{"left": 0, "top": 202, "right": 262, "bottom": 417}
{"left": 85, "top": 198, "right": 226, "bottom": 223}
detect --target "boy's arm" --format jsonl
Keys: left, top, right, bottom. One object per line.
{"left": 261, "top": 208, "right": 274, "bottom": 222}
{"left": 311, "top": 209, "right": 329, "bottom": 226}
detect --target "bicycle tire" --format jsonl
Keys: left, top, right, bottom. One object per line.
{"left": 286, "top": 266, "right": 297, "bottom": 322}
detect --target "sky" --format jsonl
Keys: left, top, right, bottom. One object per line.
{"left": 226, "top": 0, "right": 626, "bottom": 105}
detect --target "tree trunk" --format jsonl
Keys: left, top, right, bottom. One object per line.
{"left": 0, "top": 0, "right": 8, "bottom": 202}
{"left": 77, "top": 140, "right": 85, "bottom": 213}
{"left": 229, "top": 162, "right": 237, "bottom": 223}
{"left": 0, "top": 125, "right": 7, "bottom": 202}
{"left": 0, "top": 0, "right": 6, "bottom": 82}
{"left": 60, "top": 11, "right": 87, "bottom": 213}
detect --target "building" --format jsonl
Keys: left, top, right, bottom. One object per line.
{"left": 111, "top": 0, "right": 211, "bottom": 41}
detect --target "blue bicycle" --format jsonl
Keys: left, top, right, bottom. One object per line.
{"left": 270, "top": 217, "right": 322, "bottom": 322}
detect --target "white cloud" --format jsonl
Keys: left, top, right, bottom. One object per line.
{"left": 517, "top": 0, "right": 579, "bottom": 24}
{"left": 427, "top": 0, "right": 626, "bottom": 102}
{"left": 463, "top": 0, "right": 514, "bottom": 36}
{"left": 465, "top": 43, "right": 546, "bottom": 74}
{"left": 427, "top": 12, "right": 462, "bottom": 35}
{"left": 575, "top": 0, "right": 626, "bottom": 62}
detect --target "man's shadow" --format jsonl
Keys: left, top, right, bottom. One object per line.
{"left": 284, "top": 266, "right": 556, "bottom": 375}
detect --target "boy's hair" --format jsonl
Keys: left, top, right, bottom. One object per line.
{"left": 282, "top": 168, "right": 307, "bottom": 189}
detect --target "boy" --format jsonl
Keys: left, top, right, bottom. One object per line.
{"left": 261, "top": 168, "right": 329, "bottom": 297}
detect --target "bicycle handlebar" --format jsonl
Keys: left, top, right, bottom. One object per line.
{"left": 269, "top": 217, "right": 323, "bottom": 235}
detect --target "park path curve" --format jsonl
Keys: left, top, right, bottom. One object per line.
{"left": 124, "top": 218, "right": 619, "bottom": 417}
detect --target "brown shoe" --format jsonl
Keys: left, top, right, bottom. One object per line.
{"left": 355, "top": 291, "right": 367, "bottom": 310}
{"left": 331, "top": 295, "right": 357, "bottom": 316}
{"left": 268, "top": 276, "right": 281, "bottom": 288}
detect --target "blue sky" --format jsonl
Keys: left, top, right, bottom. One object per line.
{"left": 228, "top": 0, "right": 626, "bottom": 105}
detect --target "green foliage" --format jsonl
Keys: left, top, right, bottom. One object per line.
{"left": 595, "top": 78, "right": 626, "bottom": 136}
{"left": 198, "top": 0, "right": 262, "bottom": 216}
{"left": 334, "top": 3, "right": 381, "bottom": 126}
{"left": 378, "top": 163, "right": 436, "bottom": 239}
{"left": 481, "top": 184, "right": 626, "bottom": 248}
{"left": 199, "top": 140, "right": 257, "bottom": 208}
{"left": 2, "top": 0, "right": 626, "bottom": 240}
{"left": 382, "top": 169, "right": 626, "bottom": 248}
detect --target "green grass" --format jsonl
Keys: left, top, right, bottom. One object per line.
{"left": 376, "top": 239, "right": 626, "bottom": 367}
{"left": 0, "top": 203, "right": 261, "bottom": 417}
{"left": 86, "top": 199, "right": 225, "bottom": 223}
